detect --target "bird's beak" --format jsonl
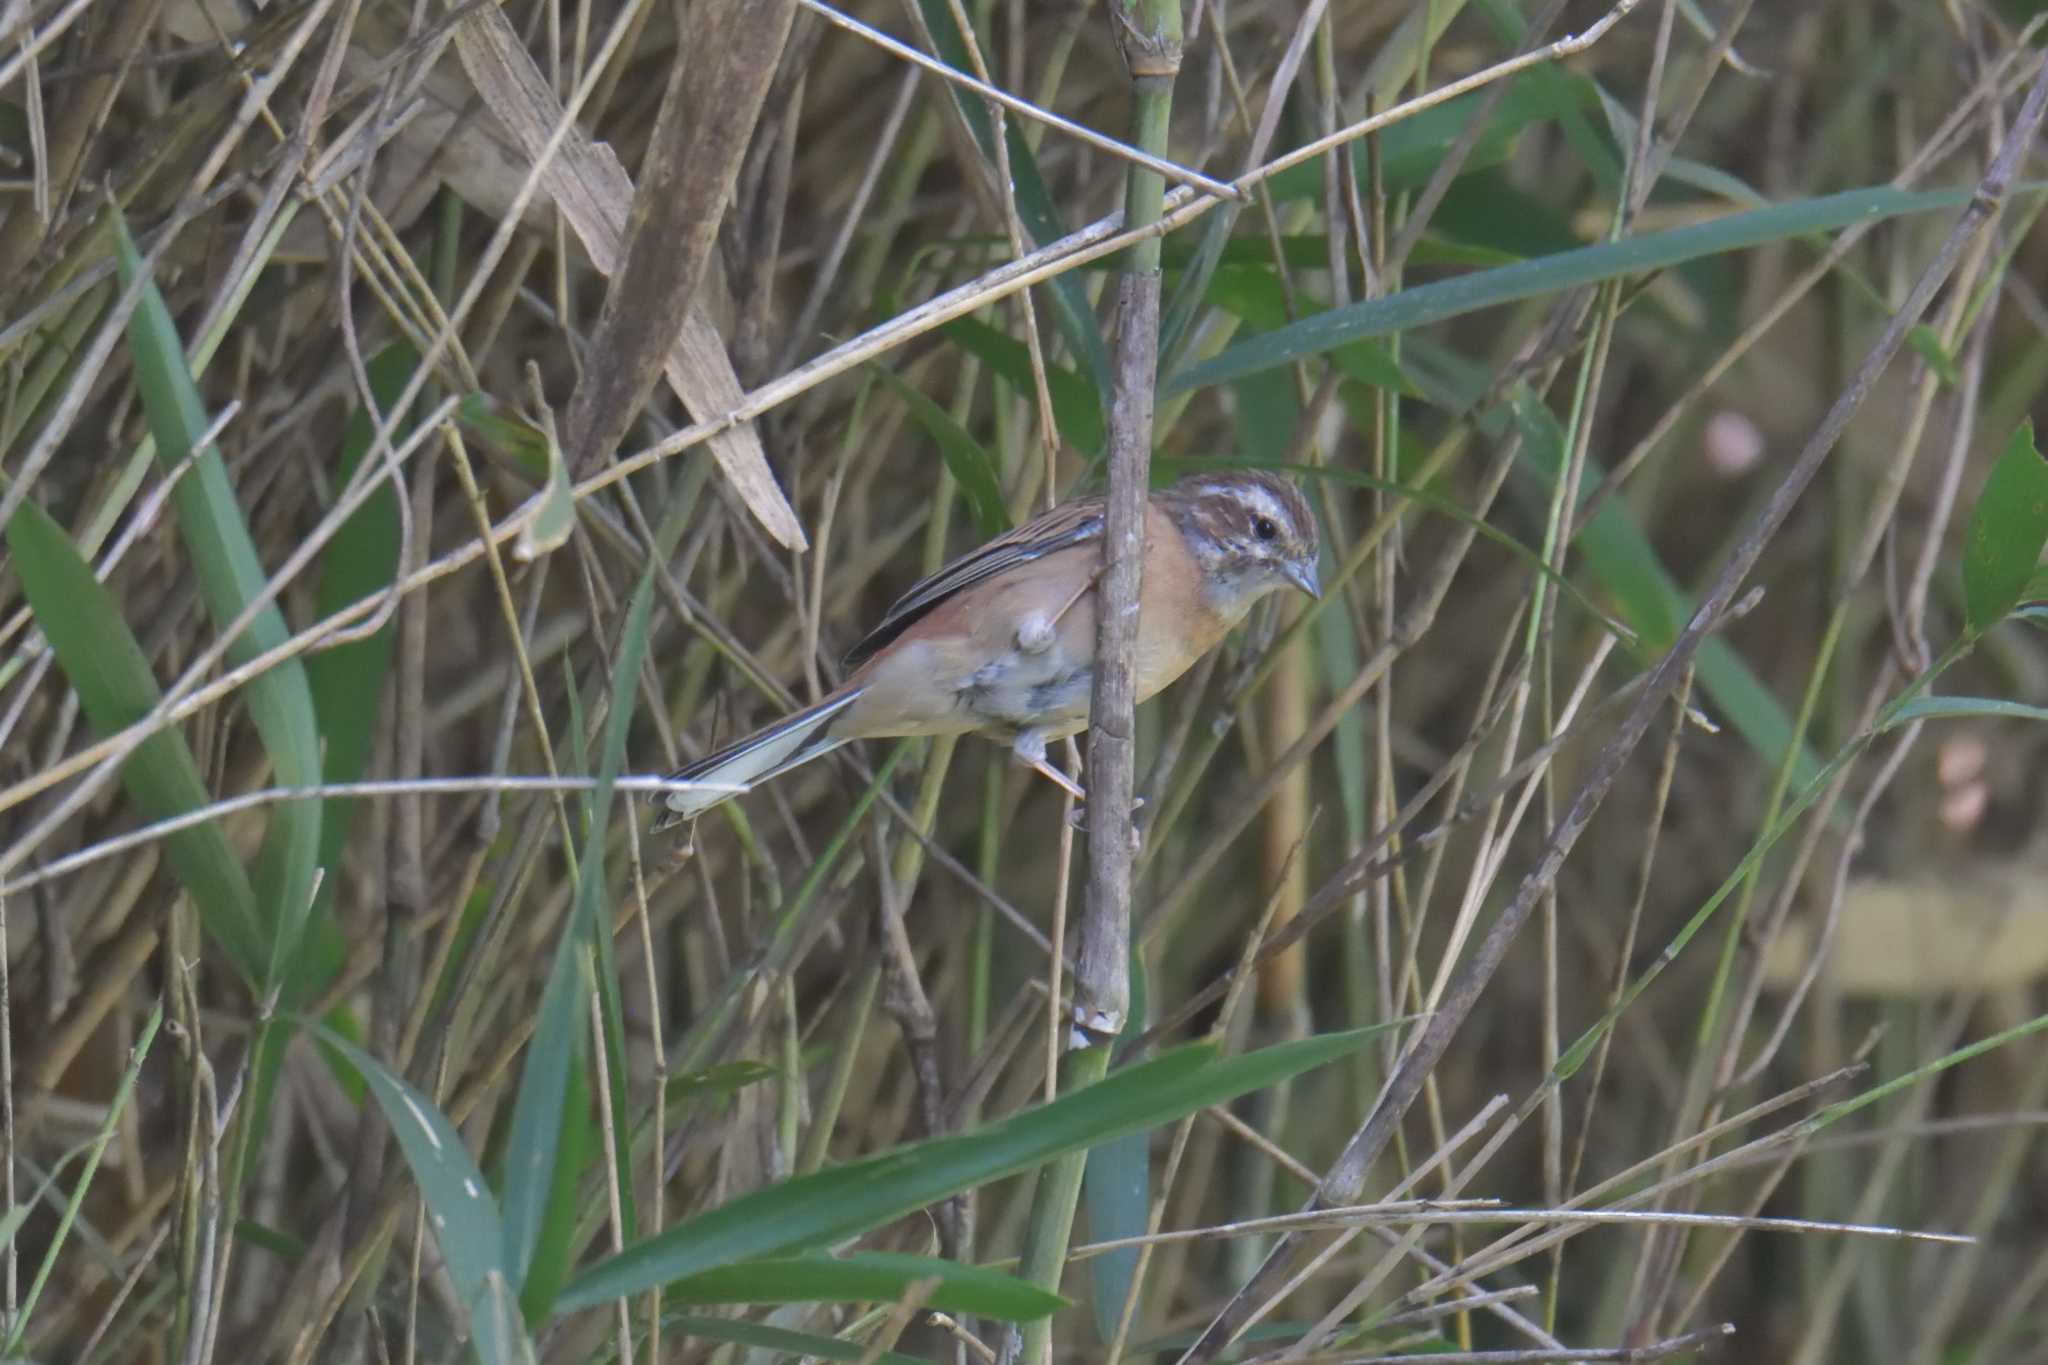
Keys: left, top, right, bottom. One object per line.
{"left": 1283, "top": 557, "right": 1321, "bottom": 600}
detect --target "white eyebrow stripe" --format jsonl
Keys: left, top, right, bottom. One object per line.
{"left": 1232, "top": 484, "right": 1289, "bottom": 527}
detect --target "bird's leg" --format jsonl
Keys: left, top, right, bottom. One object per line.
{"left": 1010, "top": 731, "right": 1146, "bottom": 852}
{"left": 1013, "top": 564, "right": 1106, "bottom": 655}
{"left": 1011, "top": 729, "right": 1089, "bottom": 802}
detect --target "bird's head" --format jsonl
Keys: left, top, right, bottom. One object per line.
{"left": 1165, "top": 470, "right": 1321, "bottom": 616}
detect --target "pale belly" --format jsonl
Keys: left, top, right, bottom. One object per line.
{"left": 840, "top": 595, "right": 1216, "bottom": 742}
{"left": 836, "top": 520, "right": 1235, "bottom": 744}
{"left": 843, "top": 633, "right": 1094, "bottom": 740}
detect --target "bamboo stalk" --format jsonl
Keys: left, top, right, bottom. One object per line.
{"left": 1013, "top": 3, "right": 1182, "bottom": 1361}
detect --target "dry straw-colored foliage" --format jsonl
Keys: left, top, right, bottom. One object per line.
{"left": 5, "top": 0, "right": 2048, "bottom": 1362}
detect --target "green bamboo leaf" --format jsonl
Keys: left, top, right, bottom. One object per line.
{"left": 1169, "top": 185, "right": 1977, "bottom": 395}
{"left": 320, "top": 1030, "right": 532, "bottom": 1365}
{"left": 660, "top": 1315, "right": 930, "bottom": 1364}
{"left": 912, "top": 0, "right": 1111, "bottom": 402}
{"left": 1204, "top": 266, "right": 1413, "bottom": 395}
{"left": 872, "top": 364, "right": 1011, "bottom": 538}
{"left": 114, "top": 210, "right": 324, "bottom": 984}
{"left": 940, "top": 316, "right": 1106, "bottom": 457}
{"left": 5, "top": 499, "right": 266, "bottom": 981}
{"left": 1468, "top": 0, "right": 1622, "bottom": 189}
{"left": 1962, "top": 421, "right": 2048, "bottom": 636}
{"left": 662, "top": 1252, "right": 1065, "bottom": 1320}
{"left": 556, "top": 1028, "right": 1384, "bottom": 1313}
{"left": 1433, "top": 169, "right": 1580, "bottom": 263}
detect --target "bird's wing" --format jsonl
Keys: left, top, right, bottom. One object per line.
{"left": 842, "top": 496, "right": 1106, "bottom": 668}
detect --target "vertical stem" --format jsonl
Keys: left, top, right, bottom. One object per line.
{"left": 1014, "top": 4, "right": 1181, "bottom": 1362}
{"left": 1074, "top": 0, "right": 1180, "bottom": 1047}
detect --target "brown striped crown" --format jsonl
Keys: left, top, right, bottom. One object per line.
{"left": 1159, "top": 470, "right": 1321, "bottom": 611}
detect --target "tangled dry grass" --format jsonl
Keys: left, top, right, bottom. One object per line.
{"left": 5, "top": 0, "right": 2048, "bottom": 1362}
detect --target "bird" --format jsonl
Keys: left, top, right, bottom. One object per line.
{"left": 653, "top": 469, "right": 1321, "bottom": 831}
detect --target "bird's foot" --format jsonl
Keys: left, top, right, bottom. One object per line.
{"left": 1066, "top": 797, "right": 1146, "bottom": 853}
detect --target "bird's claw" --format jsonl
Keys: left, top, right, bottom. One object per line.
{"left": 1067, "top": 798, "right": 1146, "bottom": 853}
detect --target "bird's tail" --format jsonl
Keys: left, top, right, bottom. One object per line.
{"left": 653, "top": 688, "right": 864, "bottom": 829}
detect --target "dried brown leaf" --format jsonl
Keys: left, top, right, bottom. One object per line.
{"left": 449, "top": 3, "right": 804, "bottom": 548}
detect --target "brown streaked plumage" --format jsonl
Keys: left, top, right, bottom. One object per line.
{"left": 654, "top": 470, "right": 1319, "bottom": 828}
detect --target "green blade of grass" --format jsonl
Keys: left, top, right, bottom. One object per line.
{"left": 503, "top": 664, "right": 598, "bottom": 1304}
{"left": 1204, "top": 266, "right": 1414, "bottom": 396}
{"left": 556, "top": 1027, "right": 1385, "bottom": 1313}
{"left": 661, "top": 1252, "right": 1065, "bottom": 1320}
{"left": 504, "top": 465, "right": 669, "bottom": 1318}
{"left": 303, "top": 342, "right": 419, "bottom": 988}
{"left": 113, "top": 210, "right": 324, "bottom": 986}
{"left": 585, "top": 840, "right": 638, "bottom": 1249}
{"left": 322, "top": 1031, "right": 532, "bottom": 1365}
{"left": 939, "top": 316, "right": 1106, "bottom": 458}
{"left": 0, "top": 1000, "right": 160, "bottom": 1357}
{"left": 871, "top": 363, "right": 1010, "bottom": 537}
{"left": 1962, "top": 420, "right": 2048, "bottom": 636}
{"left": 4, "top": 498, "right": 267, "bottom": 981}
{"left": 1881, "top": 695, "right": 2048, "bottom": 727}
{"left": 572, "top": 625, "right": 637, "bottom": 1258}
{"left": 499, "top": 618, "right": 651, "bottom": 1309}
{"left": 516, "top": 1044, "right": 595, "bottom": 1325}
{"left": 1168, "top": 184, "right": 1978, "bottom": 395}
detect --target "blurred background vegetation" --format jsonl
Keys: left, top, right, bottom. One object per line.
{"left": 5, "top": 0, "right": 2048, "bottom": 1361}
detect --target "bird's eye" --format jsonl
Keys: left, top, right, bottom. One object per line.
{"left": 1253, "top": 515, "right": 1279, "bottom": 542}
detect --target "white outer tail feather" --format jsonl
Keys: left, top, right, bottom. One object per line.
{"left": 656, "top": 688, "right": 864, "bottom": 826}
